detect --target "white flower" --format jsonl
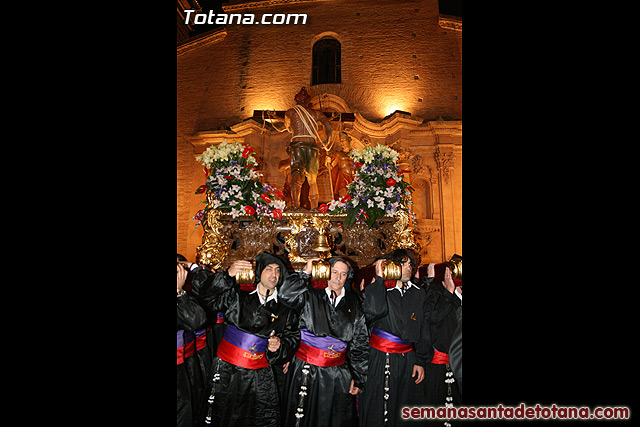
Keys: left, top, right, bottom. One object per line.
{"left": 367, "top": 199, "right": 374, "bottom": 208}
{"left": 327, "top": 199, "right": 345, "bottom": 211}
{"left": 271, "top": 200, "right": 286, "bottom": 210}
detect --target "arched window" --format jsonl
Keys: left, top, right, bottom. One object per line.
{"left": 312, "top": 37, "right": 341, "bottom": 85}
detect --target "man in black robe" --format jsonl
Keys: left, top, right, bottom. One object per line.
{"left": 360, "top": 249, "right": 429, "bottom": 426}
{"left": 191, "top": 252, "right": 300, "bottom": 427}
{"left": 422, "top": 263, "right": 462, "bottom": 418}
{"left": 278, "top": 257, "right": 368, "bottom": 427}
{"left": 177, "top": 261, "right": 209, "bottom": 427}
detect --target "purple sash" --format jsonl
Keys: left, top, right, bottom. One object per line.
{"left": 300, "top": 328, "right": 347, "bottom": 351}
{"left": 369, "top": 328, "right": 413, "bottom": 353}
{"left": 296, "top": 329, "right": 347, "bottom": 367}
{"left": 372, "top": 328, "right": 411, "bottom": 345}
{"left": 223, "top": 324, "right": 268, "bottom": 353}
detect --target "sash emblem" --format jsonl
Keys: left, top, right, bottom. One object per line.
{"left": 323, "top": 344, "right": 341, "bottom": 359}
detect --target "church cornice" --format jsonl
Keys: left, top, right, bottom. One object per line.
{"left": 353, "top": 112, "right": 424, "bottom": 138}
{"left": 223, "top": 0, "right": 330, "bottom": 12}
{"left": 438, "top": 14, "right": 462, "bottom": 32}
{"left": 188, "top": 119, "right": 265, "bottom": 153}
{"left": 177, "top": 27, "right": 227, "bottom": 56}
{"left": 421, "top": 120, "right": 462, "bottom": 136}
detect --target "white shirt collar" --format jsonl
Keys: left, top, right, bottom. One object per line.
{"left": 250, "top": 287, "right": 278, "bottom": 304}
{"left": 455, "top": 287, "right": 462, "bottom": 303}
{"left": 387, "top": 280, "right": 419, "bottom": 295}
{"left": 325, "top": 286, "right": 345, "bottom": 306}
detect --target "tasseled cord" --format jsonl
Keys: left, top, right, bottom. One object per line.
{"left": 383, "top": 352, "right": 390, "bottom": 425}
{"left": 443, "top": 364, "right": 455, "bottom": 427}
{"left": 204, "top": 359, "right": 222, "bottom": 425}
{"left": 294, "top": 363, "right": 311, "bottom": 427}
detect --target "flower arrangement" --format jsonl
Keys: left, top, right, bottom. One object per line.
{"left": 325, "top": 143, "right": 413, "bottom": 227}
{"left": 192, "top": 140, "right": 286, "bottom": 224}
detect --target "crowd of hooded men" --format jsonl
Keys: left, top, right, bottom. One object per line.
{"left": 177, "top": 249, "right": 462, "bottom": 427}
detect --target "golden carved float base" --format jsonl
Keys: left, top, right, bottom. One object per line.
{"left": 196, "top": 207, "right": 421, "bottom": 271}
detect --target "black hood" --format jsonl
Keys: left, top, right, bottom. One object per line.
{"left": 254, "top": 252, "right": 289, "bottom": 288}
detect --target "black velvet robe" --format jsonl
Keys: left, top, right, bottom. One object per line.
{"left": 360, "top": 276, "right": 430, "bottom": 427}
{"left": 191, "top": 263, "right": 300, "bottom": 427}
{"left": 177, "top": 292, "right": 208, "bottom": 427}
{"left": 422, "top": 279, "right": 462, "bottom": 408}
{"left": 278, "top": 271, "right": 369, "bottom": 427}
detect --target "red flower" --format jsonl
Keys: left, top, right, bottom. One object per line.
{"left": 398, "top": 169, "right": 411, "bottom": 174}
{"left": 195, "top": 185, "right": 207, "bottom": 194}
{"left": 244, "top": 205, "right": 256, "bottom": 215}
{"left": 340, "top": 194, "right": 351, "bottom": 203}
{"left": 261, "top": 193, "right": 272, "bottom": 203}
{"left": 363, "top": 212, "right": 370, "bottom": 220}
{"left": 354, "top": 161, "right": 363, "bottom": 169}
{"left": 273, "top": 189, "right": 285, "bottom": 199}
{"left": 318, "top": 203, "right": 328, "bottom": 213}
{"left": 386, "top": 178, "right": 396, "bottom": 186}
{"left": 224, "top": 175, "right": 234, "bottom": 180}
{"left": 203, "top": 167, "right": 209, "bottom": 176}
{"left": 242, "top": 146, "right": 254, "bottom": 158}
{"left": 272, "top": 209, "right": 282, "bottom": 219}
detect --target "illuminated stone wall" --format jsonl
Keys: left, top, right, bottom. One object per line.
{"left": 177, "top": 0, "right": 461, "bottom": 263}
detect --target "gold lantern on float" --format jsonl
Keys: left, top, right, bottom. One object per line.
{"left": 445, "top": 256, "right": 462, "bottom": 280}
{"left": 311, "top": 231, "right": 332, "bottom": 281}
{"left": 235, "top": 266, "right": 255, "bottom": 284}
{"left": 380, "top": 259, "right": 402, "bottom": 281}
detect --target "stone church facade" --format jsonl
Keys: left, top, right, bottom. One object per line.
{"left": 177, "top": 0, "right": 462, "bottom": 263}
